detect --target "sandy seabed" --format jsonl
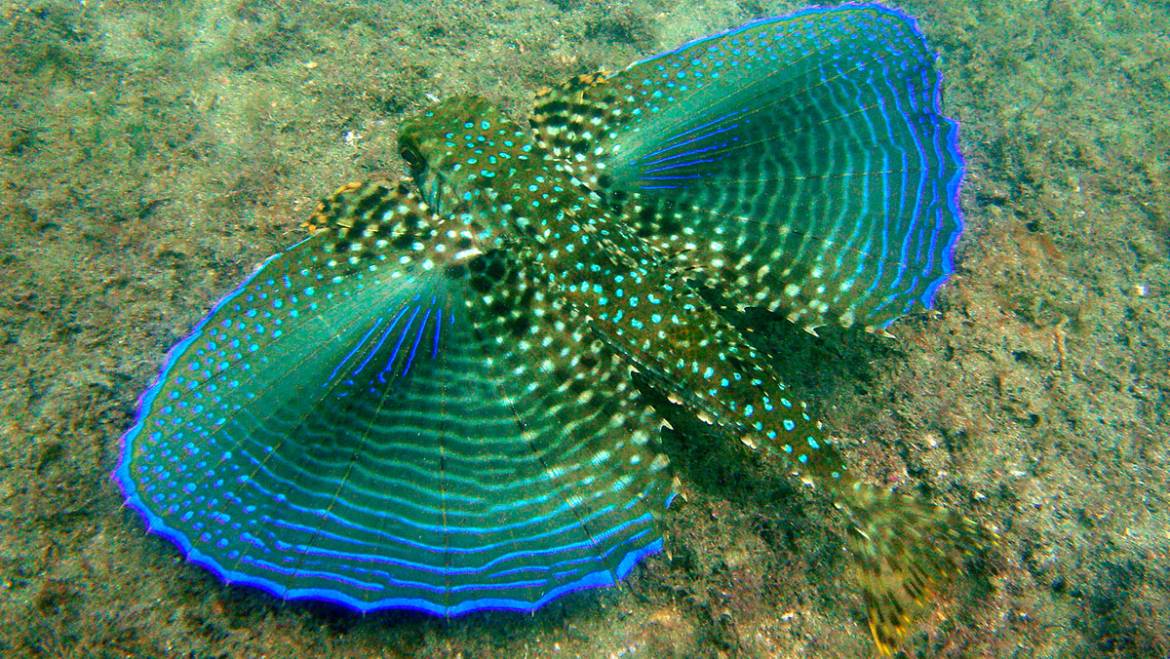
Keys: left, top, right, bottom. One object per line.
{"left": 1, "top": 0, "right": 1167, "bottom": 656}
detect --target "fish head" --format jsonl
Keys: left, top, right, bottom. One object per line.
{"left": 399, "top": 95, "right": 523, "bottom": 219}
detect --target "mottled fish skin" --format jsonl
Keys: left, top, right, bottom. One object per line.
{"left": 400, "top": 97, "right": 848, "bottom": 487}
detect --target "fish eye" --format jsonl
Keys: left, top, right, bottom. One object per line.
{"left": 400, "top": 143, "right": 424, "bottom": 170}
{"left": 399, "top": 140, "right": 432, "bottom": 193}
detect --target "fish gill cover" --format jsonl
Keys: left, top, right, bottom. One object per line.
{"left": 115, "top": 3, "right": 984, "bottom": 653}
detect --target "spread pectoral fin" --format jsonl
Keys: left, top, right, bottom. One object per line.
{"left": 533, "top": 6, "right": 963, "bottom": 331}
{"left": 117, "top": 181, "right": 673, "bottom": 614}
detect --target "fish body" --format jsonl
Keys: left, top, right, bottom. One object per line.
{"left": 117, "top": 4, "right": 991, "bottom": 653}
{"left": 399, "top": 97, "right": 841, "bottom": 484}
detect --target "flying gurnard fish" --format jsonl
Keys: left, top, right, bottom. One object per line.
{"left": 116, "top": 4, "right": 994, "bottom": 653}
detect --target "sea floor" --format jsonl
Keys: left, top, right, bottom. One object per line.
{"left": 1, "top": 0, "right": 1168, "bottom": 656}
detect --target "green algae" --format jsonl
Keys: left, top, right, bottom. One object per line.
{"left": 1, "top": 0, "right": 1168, "bottom": 655}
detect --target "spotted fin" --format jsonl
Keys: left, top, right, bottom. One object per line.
{"left": 534, "top": 5, "right": 964, "bottom": 331}
{"left": 115, "top": 181, "right": 672, "bottom": 615}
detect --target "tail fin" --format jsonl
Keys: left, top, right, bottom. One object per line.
{"left": 839, "top": 483, "right": 995, "bottom": 654}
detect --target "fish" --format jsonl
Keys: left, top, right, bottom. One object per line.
{"left": 115, "top": 4, "right": 993, "bottom": 654}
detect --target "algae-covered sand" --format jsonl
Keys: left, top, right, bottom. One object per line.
{"left": 1, "top": 0, "right": 1168, "bottom": 655}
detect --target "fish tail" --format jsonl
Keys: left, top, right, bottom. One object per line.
{"left": 838, "top": 483, "right": 995, "bottom": 655}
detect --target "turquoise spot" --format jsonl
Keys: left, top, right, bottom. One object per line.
{"left": 807, "top": 436, "right": 820, "bottom": 450}
{"left": 783, "top": 419, "right": 795, "bottom": 431}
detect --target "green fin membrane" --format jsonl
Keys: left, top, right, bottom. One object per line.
{"left": 116, "top": 181, "right": 673, "bottom": 615}
{"left": 533, "top": 6, "right": 964, "bottom": 331}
